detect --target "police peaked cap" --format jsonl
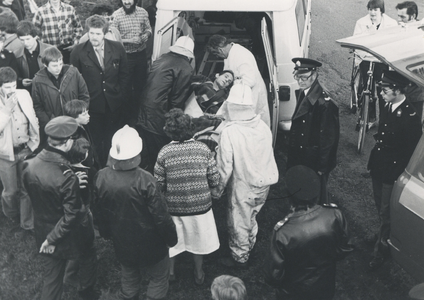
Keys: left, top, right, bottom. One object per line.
{"left": 378, "top": 70, "right": 410, "bottom": 88}
{"left": 292, "top": 57, "right": 322, "bottom": 73}
{"left": 285, "top": 165, "right": 320, "bottom": 202}
{"left": 45, "top": 116, "right": 78, "bottom": 139}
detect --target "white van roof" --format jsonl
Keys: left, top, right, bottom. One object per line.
{"left": 156, "top": 0, "right": 296, "bottom": 12}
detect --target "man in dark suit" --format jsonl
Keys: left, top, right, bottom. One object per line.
{"left": 70, "top": 15, "right": 130, "bottom": 167}
{"left": 287, "top": 58, "right": 340, "bottom": 205}
{"left": 368, "top": 71, "right": 422, "bottom": 269}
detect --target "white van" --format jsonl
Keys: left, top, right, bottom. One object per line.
{"left": 151, "top": 0, "right": 312, "bottom": 141}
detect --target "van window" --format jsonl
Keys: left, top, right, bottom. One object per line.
{"left": 295, "top": 0, "right": 306, "bottom": 46}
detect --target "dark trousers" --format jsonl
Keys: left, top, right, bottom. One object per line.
{"left": 120, "top": 255, "right": 170, "bottom": 300}
{"left": 318, "top": 172, "right": 329, "bottom": 205}
{"left": 371, "top": 175, "right": 393, "bottom": 258}
{"left": 89, "top": 106, "right": 122, "bottom": 167}
{"left": 125, "top": 50, "right": 148, "bottom": 125}
{"left": 39, "top": 244, "right": 97, "bottom": 300}
{"left": 137, "top": 128, "right": 170, "bottom": 174}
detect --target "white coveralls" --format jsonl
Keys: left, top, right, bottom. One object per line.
{"left": 224, "top": 43, "right": 271, "bottom": 127}
{"left": 216, "top": 115, "right": 278, "bottom": 263}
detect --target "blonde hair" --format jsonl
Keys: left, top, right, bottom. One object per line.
{"left": 211, "top": 275, "right": 247, "bottom": 300}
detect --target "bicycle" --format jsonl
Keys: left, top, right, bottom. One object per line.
{"left": 350, "top": 52, "right": 380, "bottom": 154}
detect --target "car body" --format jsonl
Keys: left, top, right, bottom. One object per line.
{"left": 152, "top": 0, "right": 313, "bottom": 144}
{"left": 337, "top": 23, "right": 424, "bottom": 281}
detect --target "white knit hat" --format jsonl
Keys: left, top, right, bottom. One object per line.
{"left": 226, "top": 84, "right": 254, "bottom": 106}
{"left": 169, "top": 36, "right": 194, "bottom": 59}
{"left": 109, "top": 125, "right": 143, "bottom": 160}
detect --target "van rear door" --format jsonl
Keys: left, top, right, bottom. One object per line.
{"left": 261, "top": 17, "right": 279, "bottom": 146}
{"left": 152, "top": 16, "right": 179, "bottom": 62}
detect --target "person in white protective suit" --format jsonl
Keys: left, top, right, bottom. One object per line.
{"left": 212, "top": 84, "right": 278, "bottom": 267}
{"left": 206, "top": 34, "right": 270, "bottom": 127}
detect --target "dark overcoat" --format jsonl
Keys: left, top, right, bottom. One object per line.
{"left": 287, "top": 79, "right": 339, "bottom": 174}
{"left": 368, "top": 99, "right": 422, "bottom": 184}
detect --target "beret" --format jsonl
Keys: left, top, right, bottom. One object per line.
{"left": 45, "top": 116, "right": 78, "bottom": 139}
{"left": 378, "top": 70, "right": 410, "bottom": 88}
{"left": 286, "top": 165, "right": 320, "bottom": 202}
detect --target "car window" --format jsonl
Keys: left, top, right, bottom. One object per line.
{"left": 295, "top": 0, "right": 305, "bottom": 46}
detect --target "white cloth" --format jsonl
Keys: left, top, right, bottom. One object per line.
{"left": 169, "top": 209, "right": 220, "bottom": 257}
{"left": 224, "top": 43, "right": 270, "bottom": 127}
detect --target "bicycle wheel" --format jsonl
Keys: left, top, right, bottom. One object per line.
{"left": 350, "top": 63, "right": 361, "bottom": 114}
{"left": 357, "top": 93, "right": 369, "bottom": 154}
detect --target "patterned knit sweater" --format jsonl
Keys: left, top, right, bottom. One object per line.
{"left": 154, "top": 139, "right": 220, "bottom": 216}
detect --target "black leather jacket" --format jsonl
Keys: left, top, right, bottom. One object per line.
{"left": 264, "top": 204, "right": 353, "bottom": 300}
{"left": 23, "top": 146, "right": 95, "bottom": 259}
{"left": 93, "top": 164, "right": 177, "bottom": 267}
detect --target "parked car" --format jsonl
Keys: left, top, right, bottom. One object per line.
{"left": 151, "top": 0, "right": 313, "bottom": 144}
{"left": 338, "top": 23, "right": 424, "bottom": 282}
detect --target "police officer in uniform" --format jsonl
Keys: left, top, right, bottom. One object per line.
{"left": 23, "top": 116, "right": 100, "bottom": 300}
{"left": 287, "top": 58, "right": 340, "bottom": 204}
{"left": 368, "top": 71, "right": 422, "bottom": 269}
{"left": 264, "top": 165, "right": 353, "bottom": 300}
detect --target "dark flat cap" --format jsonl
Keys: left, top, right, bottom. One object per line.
{"left": 292, "top": 57, "right": 322, "bottom": 74}
{"left": 286, "top": 165, "right": 320, "bottom": 202}
{"left": 378, "top": 71, "right": 410, "bottom": 88}
{"left": 45, "top": 116, "right": 78, "bottom": 139}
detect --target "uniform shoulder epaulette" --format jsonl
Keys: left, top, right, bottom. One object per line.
{"left": 323, "top": 203, "right": 338, "bottom": 208}
{"left": 59, "top": 164, "right": 73, "bottom": 176}
{"left": 323, "top": 92, "right": 331, "bottom": 101}
{"left": 404, "top": 104, "right": 417, "bottom": 117}
{"left": 274, "top": 217, "right": 289, "bottom": 231}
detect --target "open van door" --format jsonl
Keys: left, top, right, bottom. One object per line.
{"left": 152, "top": 16, "right": 179, "bottom": 62}
{"left": 261, "top": 17, "right": 280, "bottom": 147}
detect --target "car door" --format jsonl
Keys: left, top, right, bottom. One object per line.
{"left": 261, "top": 17, "right": 280, "bottom": 146}
{"left": 152, "top": 16, "right": 179, "bottom": 62}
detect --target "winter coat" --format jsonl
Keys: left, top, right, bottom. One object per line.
{"left": 368, "top": 99, "right": 422, "bottom": 184}
{"left": 93, "top": 165, "right": 177, "bottom": 267}
{"left": 287, "top": 79, "right": 339, "bottom": 174}
{"left": 138, "top": 52, "right": 194, "bottom": 136}
{"left": 264, "top": 204, "right": 353, "bottom": 300}
{"left": 0, "top": 89, "right": 39, "bottom": 161}
{"left": 31, "top": 65, "right": 90, "bottom": 130}
{"left": 23, "top": 146, "right": 95, "bottom": 260}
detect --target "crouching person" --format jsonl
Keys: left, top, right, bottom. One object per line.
{"left": 22, "top": 116, "right": 99, "bottom": 300}
{"left": 93, "top": 125, "right": 177, "bottom": 300}
{"left": 264, "top": 165, "right": 353, "bottom": 300}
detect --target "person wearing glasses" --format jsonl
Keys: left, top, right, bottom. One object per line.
{"left": 367, "top": 71, "right": 422, "bottom": 270}
{"left": 287, "top": 58, "right": 339, "bottom": 205}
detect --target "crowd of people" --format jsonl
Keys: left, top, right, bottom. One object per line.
{"left": 0, "top": 0, "right": 423, "bottom": 299}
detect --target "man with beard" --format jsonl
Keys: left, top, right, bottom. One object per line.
{"left": 70, "top": 15, "right": 130, "bottom": 167}
{"left": 112, "top": 0, "right": 151, "bottom": 125}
